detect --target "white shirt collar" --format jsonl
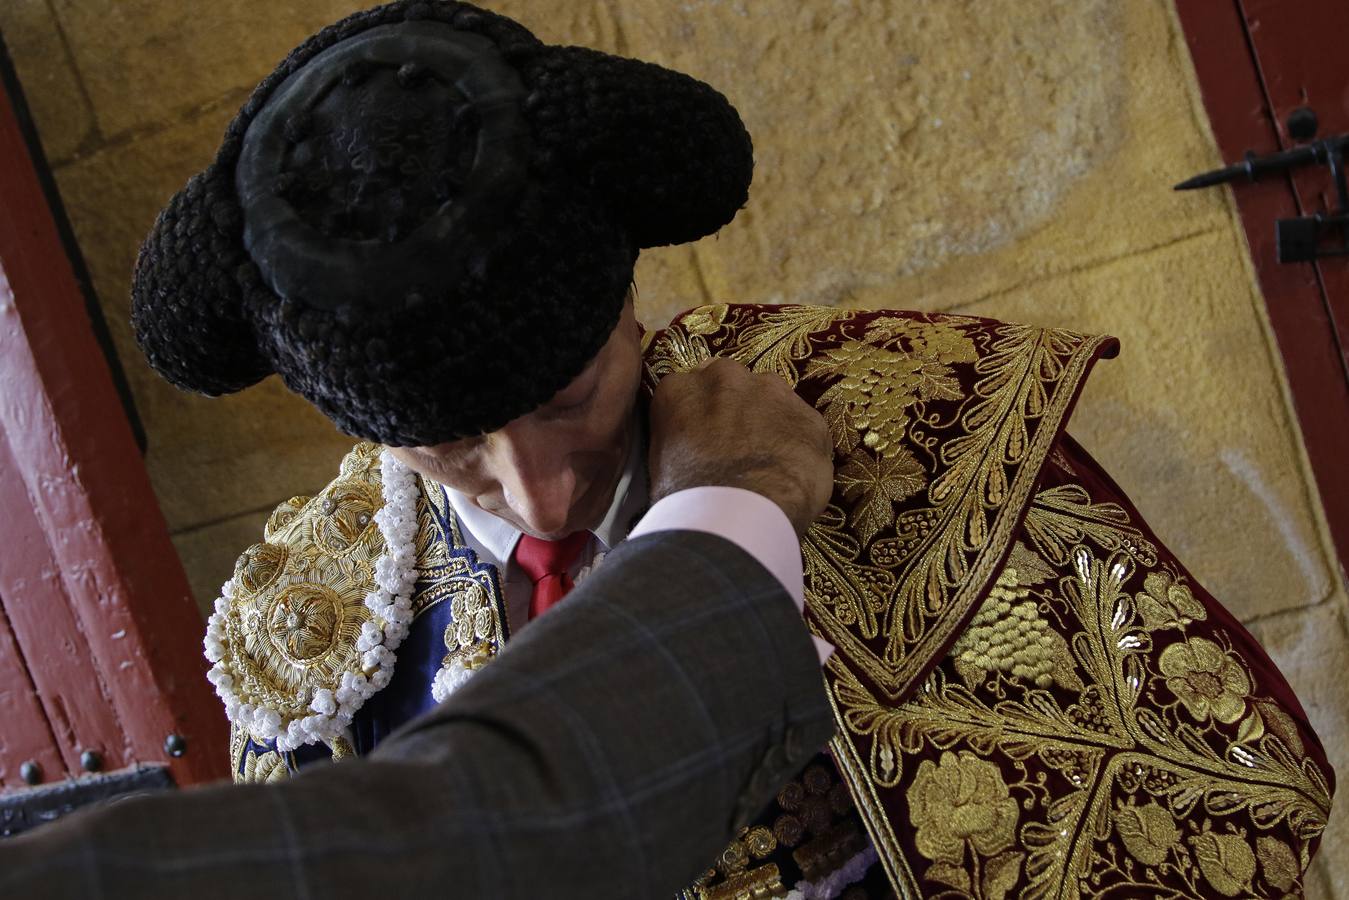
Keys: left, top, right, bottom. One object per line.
{"left": 442, "top": 423, "right": 648, "bottom": 571}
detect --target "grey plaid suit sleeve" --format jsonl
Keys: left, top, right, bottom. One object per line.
{"left": 0, "top": 530, "right": 835, "bottom": 900}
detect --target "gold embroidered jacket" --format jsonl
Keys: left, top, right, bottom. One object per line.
{"left": 217, "top": 304, "right": 1333, "bottom": 899}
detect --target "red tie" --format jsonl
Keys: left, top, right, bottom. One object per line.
{"left": 514, "top": 531, "right": 592, "bottom": 621}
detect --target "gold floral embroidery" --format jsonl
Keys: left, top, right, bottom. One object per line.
{"left": 1159, "top": 636, "right": 1252, "bottom": 725}
{"left": 231, "top": 554, "right": 376, "bottom": 711}
{"left": 446, "top": 583, "right": 495, "bottom": 651}
{"left": 266, "top": 583, "right": 347, "bottom": 663}
{"left": 649, "top": 306, "right": 1124, "bottom": 897}
{"left": 1135, "top": 570, "right": 1206, "bottom": 630}
{"left": 218, "top": 445, "right": 388, "bottom": 734}
{"left": 828, "top": 528, "right": 1329, "bottom": 899}
{"left": 908, "top": 751, "right": 1020, "bottom": 867}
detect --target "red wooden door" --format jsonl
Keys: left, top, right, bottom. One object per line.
{"left": 1175, "top": 0, "right": 1349, "bottom": 578}
{"left": 0, "top": 37, "right": 228, "bottom": 807}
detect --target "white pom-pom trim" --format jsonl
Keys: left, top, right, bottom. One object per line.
{"left": 430, "top": 659, "right": 476, "bottom": 703}
{"left": 204, "top": 449, "right": 419, "bottom": 751}
{"left": 784, "top": 845, "right": 879, "bottom": 900}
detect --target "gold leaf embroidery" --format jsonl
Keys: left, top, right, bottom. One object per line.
{"left": 725, "top": 305, "right": 855, "bottom": 380}
{"left": 1022, "top": 483, "right": 1157, "bottom": 568}
{"left": 803, "top": 506, "right": 895, "bottom": 638}
{"left": 1256, "top": 835, "right": 1300, "bottom": 892}
{"left": 829, "top": 535, "right": 1330, "bottom": 899}
{"left": 836, "top": 447, "right": 927, "bottom": 544}
{"left": 1256, "top": 701, "right": 1307, "bottom": 760}
{"left": 1190, "top": 831, "right": 1257, "bottom": 896}
{"left": 981, "top": 850, "right": 1024, "bottom": 900}
{"left": 648, "top": 307, "right": 1330, "bottom": 897}
{"left": 232, "top": 554, "right": 377, "bottom": 712}
{"left": 241, "top": 749, "right": 291, "bottom": 784}
{"left": 648, "top": 308, "right": 1114, "bottom": 701}
{"left": 680, "top": 303, "right": 728, "bottom": 336}
{"left": 924, "top": 862, "right": 971, "bottom": 893}
{"left": 217, "top": 445, "right": 388, "bottom": 726}
{"left": 1236, "top": 707, "right": 1266, "bottom": 745}
{"left": 1112, "top": 800, "right": 1178, "bottom": 866}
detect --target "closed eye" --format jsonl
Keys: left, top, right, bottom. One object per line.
{"left": 548, "top": 388, "right": 596, "bottom": 415}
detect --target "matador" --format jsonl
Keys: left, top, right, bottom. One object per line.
{"left": 131, "top": 2, "right": 1333, "bottom": 897}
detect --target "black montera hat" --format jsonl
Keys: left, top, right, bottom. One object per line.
{"left": 131, "top": 0, "right": 752, "bottom": 446}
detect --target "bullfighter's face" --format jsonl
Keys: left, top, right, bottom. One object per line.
{"left": 385, "top": 295, "right": 643, "bottom": 540}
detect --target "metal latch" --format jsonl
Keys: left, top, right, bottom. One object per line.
{"left": 1175, "top": 108, "right": 1349, "bottom": 264}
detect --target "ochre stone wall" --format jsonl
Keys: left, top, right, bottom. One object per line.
{"left": 2, "top": 0, "right": 1343, "bottom": 891}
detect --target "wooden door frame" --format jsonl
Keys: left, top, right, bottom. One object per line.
{"left": 0, "top": 39, "right": 228, "bottom": 790}
{"left": 1175, "top": 0, "right": 1349, "bottom": 582}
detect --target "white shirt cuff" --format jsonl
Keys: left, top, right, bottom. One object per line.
{"left": 629, "top": 486, "right": 833, "bottom": 663}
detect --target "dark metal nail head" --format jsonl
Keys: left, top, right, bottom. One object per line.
{"left": 1287, "top": 106, "right": 1318, "bottom": 142}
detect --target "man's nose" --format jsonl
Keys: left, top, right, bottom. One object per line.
{"left": 494, "top": 434, "right": 576, "bottom": 537}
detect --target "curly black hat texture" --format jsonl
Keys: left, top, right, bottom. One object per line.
{"left": 131, "top": 0, "right": 753, "bottom": 446}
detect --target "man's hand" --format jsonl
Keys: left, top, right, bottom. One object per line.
{"left": 648, "top": 358, "right": 834, "bottom": 536}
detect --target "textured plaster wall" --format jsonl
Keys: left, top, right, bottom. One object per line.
{"left": 2, "top": 0, "right": 1344, "bottom": 892}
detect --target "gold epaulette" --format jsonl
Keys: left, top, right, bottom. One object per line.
{"left": 219, "top": 443, "right": 385, "bottom": 782}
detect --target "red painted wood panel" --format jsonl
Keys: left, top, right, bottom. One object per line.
{"left": 0, "top": 73, "right": 229, "bottom": 785}
{"left": 0, "top": 429, "right": 127, "bottom": 777}
{"left": 1240, "top": 0, "right": 1349, "bottom": 373}
{"left": 0, "top": 590, "right": 64, "bottom": 790}
{"left": 1175, "top": 0, "right": 1349, "bottom": 579}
